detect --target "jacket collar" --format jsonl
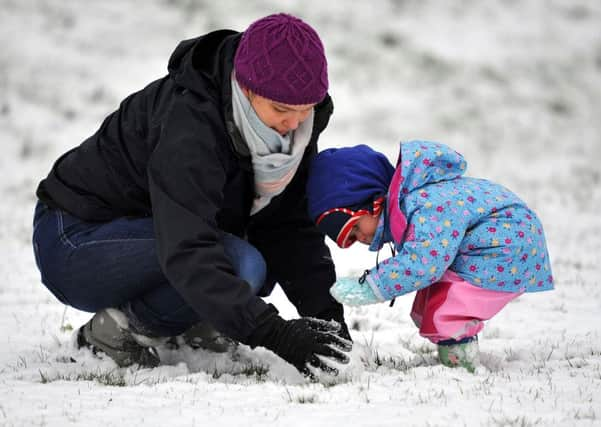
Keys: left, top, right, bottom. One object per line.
{"left": 174, "top": 30, "right": 334, "bottom": 171}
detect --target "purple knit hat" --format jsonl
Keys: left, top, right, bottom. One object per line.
{"left": 234, "top": 13, "right": 328, "bottom": 105}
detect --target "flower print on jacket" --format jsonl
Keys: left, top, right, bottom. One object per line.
{"left": 364, "top": 141, "right": 554, "bottom": 301}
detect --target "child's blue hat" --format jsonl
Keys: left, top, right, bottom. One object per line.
{"left": 307, "top": 145, "right": 395, "bottom": 247}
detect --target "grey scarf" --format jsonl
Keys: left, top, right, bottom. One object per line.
{"left": 231, "top": 75, "right": 314, "bottom": 215}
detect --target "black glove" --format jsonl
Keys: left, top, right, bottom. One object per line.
{"left": 249, "top": 305, "right": 352, "bottom": 379}
{"left": 314, "top": 304, "right": 353, "bottom": 342}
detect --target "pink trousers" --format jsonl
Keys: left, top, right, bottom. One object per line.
{"left": 410, "top": 270, "right": 523, "bottom": 343}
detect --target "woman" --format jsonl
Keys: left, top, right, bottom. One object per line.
{"left": 32, "top": 13, "right": 351, "bottom": 377}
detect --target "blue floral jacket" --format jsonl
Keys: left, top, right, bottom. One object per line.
{"left": 364, "top": 141, "right": 554, "bottom": 301}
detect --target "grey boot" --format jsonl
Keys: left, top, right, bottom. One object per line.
{"left": 77, "top": 308, "right": 161, "bottom": 368}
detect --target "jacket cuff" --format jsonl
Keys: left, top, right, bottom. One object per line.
{"left": 365, "top": 274, "right": 387, "bottom": 302}
{"left": 244, "top": 303, "right": 282, "bottom": 348}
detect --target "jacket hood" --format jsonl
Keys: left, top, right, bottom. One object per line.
{"left": 167, "top": 30, "right": 255, "bottom": 162}
{"left": 168, "top": 29, "right": 241, "bottom": 96}
{"left": 393, "top": 140, "right": 467, "bottom": 197}
{"left": 381, "top": 140, "right": 467, "bottom": 246}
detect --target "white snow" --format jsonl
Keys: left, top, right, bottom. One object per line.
{"left": 1, "top": 1, "right": 600, "bottom": 426}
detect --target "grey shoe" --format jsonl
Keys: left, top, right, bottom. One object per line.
{"left": 181, "top": 322, "right": 237, "bottom": 353}
{"left": 77, "top": 308, "right": 161, "bottom": 368}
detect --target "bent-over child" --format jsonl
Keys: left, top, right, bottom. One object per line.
{"left": 307, "top": 140, "right": 554, "bottom": 372}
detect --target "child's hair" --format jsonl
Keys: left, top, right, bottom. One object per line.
{"left": 307, "top": 145, "right": 395, "bottom": 247}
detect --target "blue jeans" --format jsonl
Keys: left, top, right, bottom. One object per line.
{"left": 31, "top": 202, "right": 267, "bottom": 337}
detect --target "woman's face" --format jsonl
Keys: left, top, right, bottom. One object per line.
{"left": 243, "top": 88, "right": 315, "bottom": 136}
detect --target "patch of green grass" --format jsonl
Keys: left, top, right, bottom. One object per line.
{"left": 211, "top": 362, "right": 270, "bottom": 382}
{"left": 489, "top": 415, "right": 542, "bottom": 427}
{"left": 294, "top": 394, "right": 318, "bottom": 404}
{"left": 573, "top": 407, "right": 597, "bottom": 421}
{"left": 285, "top": 388, "right": 318, "bottom": 404}
{"left": 39, "top": 369, "right": 127, "bottom": 387}
{"left": 372, "top": 351, "right": 412, "bottom": 372}
{"left": 238, "top": 362, "right": 269, "bottom": 378}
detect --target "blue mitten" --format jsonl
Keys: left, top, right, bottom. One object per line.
{"left": 330, "top": 277, "right": 382, "bottom": 306}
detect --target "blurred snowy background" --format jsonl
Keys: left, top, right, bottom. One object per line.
{"left": 1, "top": 1, "right": 600, "bottom": 426}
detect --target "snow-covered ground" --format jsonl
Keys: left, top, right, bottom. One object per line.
{"left": 1, "top": 1, "right": 600, "bottom": 426}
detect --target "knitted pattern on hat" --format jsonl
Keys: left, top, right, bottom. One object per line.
{"left": 234, "top": 13, "right": 328, "bottom": 105}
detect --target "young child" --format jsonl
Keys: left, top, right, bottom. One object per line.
{"left": 307, "top": 140, "right": 554, "bottom": 372}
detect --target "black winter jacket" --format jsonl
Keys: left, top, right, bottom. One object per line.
{"left": 36, "top": 30, "right": 343, "bottom": 343}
